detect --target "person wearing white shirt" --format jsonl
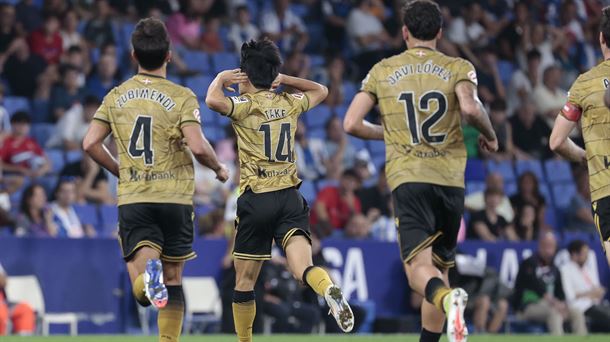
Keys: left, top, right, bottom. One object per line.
{"left": 533, "top": 65, "right": 567, "bottom": 127}
{"left": 561, "top": 240, "right": 610, "bottom": 332}
{"left": 46, "top": 95, "right": 99, "bottom": 150}
{"left": 507, "top": 49, "right": 541, "bottom": 116}
{"left": 50, "top": 179, "right": 95, "bottom": 238}
{"left": 465, "top": 173, "right": 514, "bottom": 222}
{"left": 228, "top": 5, "right": 259, "bottom": 52}
{"left": 346, "top": 0, "right": 388, "bottom": 53}
{"left": 260, "top": 0, "right": 308, "bottom": 52}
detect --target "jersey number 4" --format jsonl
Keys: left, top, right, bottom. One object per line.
{"left": 398, "top": 91, "right": 448, "bottom": 145}
{"left": 129, "top": 115, "right": 154, "bottom": 165}
{"left": 259, "top": 123, "right": 293, "bottom": 162}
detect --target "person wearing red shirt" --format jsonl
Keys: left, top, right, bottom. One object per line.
{"left": 311, "top": 169, "right": 362, "bottom": 237}
{"left": 27, "top": 14, "right": 62, "bottom": 65}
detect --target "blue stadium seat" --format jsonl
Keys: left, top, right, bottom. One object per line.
{"left": 504, "top": 181, "right": 517, "bottom": 196}
{"left": 73, "top": 204, "right": 99, "bottom": 227}
{"left": 216, "top": 114, "right": 231, "bottom": 128}
{"left": 466, "top": 181, "right": 486, "bottom": 195}
{"left": 316, "top": 179, "right": 339, "bottom": 191}
{"left": 202, "top": 124, "right": 226, "bottom": 143}
{"left": 304, "top": 104, "right": 332, "bottom": 129}
{"left": 31, "top": 123, "right": 56, "bottom": 147}
{"left": 3, "top": 96, "right": 30, "bottom": 116}
{"left": 515, "top": 159, "right": 545, "bottom": 181}
{"left": 551, "top": 183, "right": 577, "bottom": 209}
{"left": 343, "top": 82, "right": 358, "bottom": 103}
{"left": 211, "top": 52, "right": 239, "bottom": 74}
{"left": 121, "top": 22, "right": 136, "bottom": 49}
{"left": 198, "top": 104, "right": 218, "bottom": 126}
{"left": 65, "top": 150, "right": 83, "bottom": 164}
{"left": 309, "top": 54, "right": 324, "bottom": 68}
{"left": 185, "top": 75, "right": 213, "bottom": 96}
{"left": 496, "top": 60, "right": 515, "bottom": 86}
{"left": 545, "top": 204, "right": 557, "bottom": 229}
{"left": 465, "top": 159, "right": 486, "bottom": 182}
{"left": 99, "top": 205, "right": 118, "bottom": 237}
{"left": 46, "top": 149, "right": 65, "bottom": 174}
{"left": 486, "top": 160, "right": 516, "bottom": 182}
{"left": 300, "top": 180, "right": 316, "bottom": 204}
{"left": 544, "top": 159, "right": 573, "bottom": 183}
{"left": 539, "top": 183, "right": 552, "bottom": 206}
{"left": 308, "top": 127, "right": 325, "bottom": 139}
{"left": 30, "top": 99, "right": 50, "bottom": 123}
{"left": 181, "top": 50, "right": 211, "bottom": 74}
{"left": 333, "top": 104, "right": 349, "bottom": 119}
{"left": 562, "top": 231, "right": 596, "bottom": 244}
{"left": 349, "top": 135, "right": 366, "bottom": 151}
{"left": 372, "top": 154, "right": 385, "bottom": 169}
{"left": 167, "top": 74, "right": 183, "bottom": 86}
{"left": 368, "top": 140, "right": 385, "bottom": 155}
{"left": 38, "top": 175, "right": 58, "bottom": 195}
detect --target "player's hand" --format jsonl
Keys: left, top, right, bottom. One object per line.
{"left": 478, "top": 134, "right": 498, "bottom": 153}
{"left": 219, "top": 69, "right": 248, "bottom": 92}
{"left": 215, "top": 164, "right": 230, "bottom": 183}
{"left": 271, "top": 73, "right": 284, "bottom": 90}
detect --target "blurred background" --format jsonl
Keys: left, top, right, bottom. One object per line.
{"left": 0, "top": 0, "right": 609, "bottom": 337}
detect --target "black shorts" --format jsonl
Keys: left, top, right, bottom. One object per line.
{"left": 392, "top": 182, "right": 464, "bottom": 269}
{"left": 592, "top": 197, "right": 610, "bottom": 254}
{"left": 234, "top": 187, "right": 311, "bottom": 261}
{"left": 118, "top": 203, "right": 196, "bottom": 262}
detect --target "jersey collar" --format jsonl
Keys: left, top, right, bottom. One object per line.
{"left": 136, "top": 72, "right": 166, "bottom": 79}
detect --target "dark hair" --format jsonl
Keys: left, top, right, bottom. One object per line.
{"left": 240, "top": 38, "right": 282, "bottom": 89}
{"left": 131, "top": 18, "right": 170, "bottom": 71}
{"left": 490, "top": 99, "right": 507, "bottom": 112}
{"left": 52, "top": 178, "right": 74, "bottom": 201}
{"left": 83, "top": 95, "right": 101, "bottom": 107}
{"left": 235, "top": 5, "right": 249, "bottom": 13}
{"left": 67, "top": 45, "right": 82, "bottom": 54}
{"left": 342, "top": 168, "right": 361, "bottom": 182}
{"left": 567, "top": 239, "right": 587, "bottom": 255}
{"left": 10, "top": 111, "right": 31, "bottom": 124}
{"left": 602, "top": 7, "right": 610, "bottom": 49}
{"left": 402, "top": 0, "right": 442, "bottom": 41}
{"left": 526, "top": 48, "right": 541, "bottom": 61}
{"left": 20, "top": 184, "right": 45, "bottom": 221}
{"left": 517, "top": 171, "right": 543, "bottom": 201}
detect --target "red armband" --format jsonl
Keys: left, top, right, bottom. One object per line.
{"left": 560, "top": 102, "right": 582, "bottom": 122}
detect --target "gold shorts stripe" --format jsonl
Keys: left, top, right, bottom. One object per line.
{"left": 404, "top": 231, "right": 443, "bottom": 264}
{"left": 161, "top": 252, "right": 197, "bottom": 262}
{"left": 281, "top": 228, "right": 311, "bottom": 250}
{"left": 233, "top": 252, "right": 271, "bottom": 261}
{"left": 123, "top": 240, "right": 163, "bottom": 260}
{"left": 432, "top": 253, "right": 456, "bottom": 269}
{"left": 593, "top": 205, "right": 607, "bottom": 253}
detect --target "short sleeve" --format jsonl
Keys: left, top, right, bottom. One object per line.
{"left": 180, "top": 92, "right": 201, "bottom": 128}
{"left": 93, "top": 95, "right": 111, "bottom": 128}
{"left": 227, "top": 95, "right": 252, "bottom": 121}
{"left": 455, "top": 59, "right": 478, "bottom": 86}
{"left": 360, "top": 63, "right": 379, "bottom": 102}
{"left": 561, "top": 77, "right": 584, "bottom": 121}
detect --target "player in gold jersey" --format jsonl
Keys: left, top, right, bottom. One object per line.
{"left": 83, "top": 18, "right": 228, "bottom": 342}
{"left": 552, "top": 7, "right": 610, "bottom": 267}
{"left": 344, "top": 1, "right": 498, "bottom": 342}
{"left": 206, "top": 39, "right": 354, "bottom": 341}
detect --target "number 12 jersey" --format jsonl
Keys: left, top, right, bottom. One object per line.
{"left": 361, "top": 47, "right": 477, "bottom": 191}
{"left": 93, "top": 73, "right": 201, "bottom": 206}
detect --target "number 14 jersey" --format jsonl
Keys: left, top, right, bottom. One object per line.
{"left": 93, "top": 73, "right": 201, "bottom": 206}
{"left": 361, "top": 47, "right": 477, "bottom": 191}
{"left": 226, "top": 90, "right": 309, "bottom": 194}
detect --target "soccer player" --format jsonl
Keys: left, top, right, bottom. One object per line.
{"left": 343, "top": 1, "right": 498, "bottom": 342}
{"left": 206, "top": 38, "right": 354, "bottom": 342}
{"left": 83, "top": 18, "right": 228, "bottom": 342}
{"left": 552, "top": 6, "right": 610, "bottom": 267}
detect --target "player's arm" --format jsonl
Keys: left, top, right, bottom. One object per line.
{"left": 274, "top": 73, "right": 328, "bottom": 108}
{"left": 343, "top": 92, "right": 384, "bottom": 140}
{"left": 549, "top": 107, "right": 586, "bottom": 163}
{"left": 455, "top": 81, "right": 498, "bottom": 152}
{"left": 83, "top": 121, "right": 119, "bottom": 177}
{"left": 205, "top": 69, "right": 249, "bottom": 115}
{"left": 181, "top": 125, "right": 229, "bottom": 182}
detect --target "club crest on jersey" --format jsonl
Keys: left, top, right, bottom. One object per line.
{"left": 291, "top": 93, "right": 304, "bottom": 100}
{"left": 231, "top": 96, "right": 249, "bottom": 104}
{"left": 467, "top": 70, "right": 478, "bottom": 85}
{"left": 193, "top": 108, "right": 201, "bottom": 123}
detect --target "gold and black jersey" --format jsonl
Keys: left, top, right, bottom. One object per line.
{"left": 93, "top": 74, "right": 201, "bottom": 206}
{"left": 225, "top": 90, "right": 309, "bottom": 194}
{"left": 361, "top": 47, "right": 477, "bottom": 190}
{"left": 564, "top": 60, "right": 610, "bottom": 201}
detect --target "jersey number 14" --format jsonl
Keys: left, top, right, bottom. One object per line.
{"left": 259, "top": 122, "right": 293, "bottom": 163}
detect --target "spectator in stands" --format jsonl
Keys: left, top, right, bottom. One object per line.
{"left": 42, "top": 0, "right": 69, "bottom": 18}
{"left": 50, "top": 178, "right": 95, "bottom": 238}
{"left": 83, "top": 0, "right": 115, "bottom": 47}
{"left": 0, "top": 262, "right": 36, "bottom": 335}
{"left": 60, "top": 9, "right": 82, "bottom": 50}
{"left": 27, "top": 14, "right": 62, "bottom": 65}
{"left": 346, "top": 0, "right": 389, "bottom": 78}
{"left": 227, "top": 5, "right": 259, "bottom": 52}
{"left": 260, "top": 0, "right": 308, "bottom": 53}
{"left": 520, "top": 24, "right": 559, "bottom": 77}
{"left": 357, "top": 166, "right": 390, "bottom": 219}
{"left": 86, "top": 53, "right": 118, "bottom": 100}
{"left": 468, "top": 188, "right": 518, "bottom": 241}
{"left": 509, "top": 99, "right": 551, "bottom": 160}
{"left": 533, "top": 65, "right": 567, "bottom": 126}
{"left": 311, "top": 169, "right": 361, "bottom": 237}
{"left": 60, "top": 154, "right": 114, "bottom": 204}
{"left": 167, "top": 0, "right": 209, "bottom": 49}
{"left": 0, "top": 4, "right": 18, "bottom": 69}
{"left": 342, "top": 213, "right": 371, "bottom": 239}
{"left": 0, "top": 112, "right": 51, "bottom": 191}
{"left": 466, "top": 172, "right": 515, "bottom": 222}
{"left": 566, "top": 170, "right": 596, "bottom": 234}
{"left": 320, "top": 54, "right": 347, "bottom": 107}
{"left": 63, "top": 45, "right": 90, "bottom": 77}
{"left": 295, "top": 120, "right": 325, "bottom": 180}
{"left": 446, "top": 2, "right": 488, "bottom": 62}
{"left": 510, "top": 171, "right": 548, "bottom": 234}
{"left": 474, "top": 47, "right": 506, "bottom": 105}
{"left": 513, "top": 203, "right": 539, "bottom": 241}
{"left": 47, "top": 95, "right": 99, "bottom": 151}
{"left": 200, "top": 16, "right": 223, "bottom": 53}
{"left": 369, "top": 193, "right": 395, "bottom": 242}
{"left": 514, "top": 232, "right": 587, "bottom": 335}
{"left": 321, "top": 0, "right": 352, "bottom": 48}
{"left": 16, "top": 0, "right": 42, "bottom": 34}
{"left": 507, "top": 49, "right": 541, "bottom": 115}
{"left": 3, "top": 38, "right": 48, "bottom": 98}
{"left": 0, "top": 84, "right": 11, "bottom": 141}
{"left": 15, "top": 184, "right": 57, "bottom": 237}
{"left": 50, "top": 64, "right": 85, "bottom": 121}
{"left": 322, "top": 116, "right": 357, "bottom": 179}
{"left": 282, "top": 50, "right": 310, "bottom": 79}
{"left": 561, "top": 240, "right": 610, "bottom": 333}
{"left": 487, "top": 99, "right": 514, "bottom": 160}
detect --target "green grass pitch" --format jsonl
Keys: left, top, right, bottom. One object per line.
{"left": 1, "top": 335, "right": 609, "bottom": 342}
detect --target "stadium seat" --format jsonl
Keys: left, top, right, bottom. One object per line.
{"left": 73, "top": 204, "right": 99, "bottom": 227}
{"left": 182, "top": 277, "right": 222, "bottom": 334}
{"left": 349, "top": 135, "right": 366, "bottom": 152}
{"left": 3, "top": 96, "right": 30, "bottom": 116}
{"left": 121, "top": 22, "right": 136, "bottom": 50}
{"left": 368, "top": 140, "right": 385, "bottom": 155}
{"left": 211, "top": 52, "right": 239, "bottom": 74}
{"left": 308, "top": 127, "right": 325, "bottom": 139}
{"left": 333, "top": 103, "right": 349, "bottom": 119}
{"left": 65, "top": 150, "right": 83, "bottom": 164}
{"left": 167, "top": 74, "right": 183, "bottom": 86}
{"left": 486, "top": 160, "right": 516, "bottom": 182}
{"left": 185, "top": 75, "right": 213, "bottom": 96}
{"left": 504, "top": 181, "right": 517, "bottom": 196}
{"left": 466, "top": 181, "right": 486, "bottom": 195}
{"left": 496, "top": 60, "right": 515, "bottom": 87}
{"left": 343, "top": 82, "right": 358, "bottom": 103}
{"left": 539, "top": 183, "right": 552, "bottom": 206}
{"left": 30, "top": 99, "right": 50, "bottom": 123}
{"left": 515, "top": 159, "right": 545, "bottom": 181}
{"left": 316, "top": 179, "right": 339, "bottom": 191}
{"left": 309, "top": 54, "right": 324, "bottom": 68}
{"left": 181, "top": 50, "right": 211, "bottom": 74}
{"left": 38, "top": 175, "right": 58, "bottom": 195}
{"left": 300, "top": 180, "right": 317, "bottom": 204}
{"left": 544, "top": 159, "right": 573, "bottom": 183}
{"left": 99, "top": 205, "right": 118, "bottom": 237}
{"left": 551, "top": 183, "right": 577, "bottom": 209}
{"left": 545, "top": 204, "right": 557, "bottom": 229}
{"left": 46, "top": 149, "right": 65, "bottom": 174}
{"left": 198, "top": 104, "right": 218, "bottom": 126}
{"left": 31, "top": 123, "right": 56, "bottom": 147}
{"left": 304, "top": 104, "right": 332, "bottom": 129}
{"left": 465, "top": 159, "right": 486, "bottom": 182}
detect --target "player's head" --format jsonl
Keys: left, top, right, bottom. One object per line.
{"left": 600, "top": 6, "right": 610, "bottom": 51}
{"left": 567, "top": 239, "right": 589, "bottom": 266}
{"left": 239, "top": 38, "right": 282, "bottom": 90}
{"left": 131, "top": 17, "right": 170, "bottom": 72}
{"left": 402, "top": 0, "right": 442, "bottom": 44}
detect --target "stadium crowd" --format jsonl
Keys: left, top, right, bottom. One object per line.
{"left": 0, "top": 0, "right": 610, "bottom": 336}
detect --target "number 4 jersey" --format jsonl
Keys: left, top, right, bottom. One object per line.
{"left": 361, "top": 47, "right": 477, "bottom": 190}
{"left": 225, "top": 90, "right": 309, "bottom": 194}
{"left": 93, "top": 73, "right": 201, "bottom": 206}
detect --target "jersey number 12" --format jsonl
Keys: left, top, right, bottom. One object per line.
{"left": 129, "top": 115, "right": 154, "bottom": 165}
{"left": 259, "top": 123, "right": 293, "bottom": 162}
{"left": 398, "top": 91, "right": 448, "bottom": 145}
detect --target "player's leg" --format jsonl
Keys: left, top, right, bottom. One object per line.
{"left": 592, "top": 199, "right": 610, "bottom": 266}
{"left": 234, "top": 258, "right": 263, "bottom": 342}
{"left": 157, "top": 260, "right": 185, "bottom": 342}
{"left": 419, "top": 268, "right": 449, "bottom": 342}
